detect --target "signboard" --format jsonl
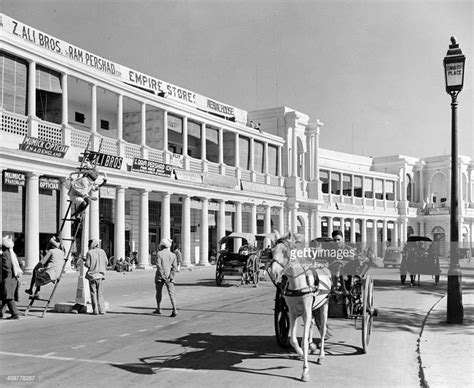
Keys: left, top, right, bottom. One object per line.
{"left": 83, "top": 151, "right": 123, "bottom": 170}
{"left": 1, "top": 14, "right": 122, "bottom": 78}
{"left": 39, "top": 177, "right": 60, "bottom": 190}
{"left": 1, "top": 14, "right": 248, "bottom": 124}
{"left": 174, "top": 169, "right": 202, "bottom": 183}
{"left": 20, "top": 136, "right": 69, "bottom": 158}
{"left": 3, "top": 171, "right": 25, "bottom": 186}
{"left": 131, "top": 158, "right": 172, "bottom": 177}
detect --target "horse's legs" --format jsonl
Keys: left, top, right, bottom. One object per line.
{"left": 300, "top": 300, "right": 312, "bottom": 382}
{"left": 317, "top": 303, "right": 329, "bottom": 364}
{"left": 287, "top": 307, "right": 303, "bottom": 357}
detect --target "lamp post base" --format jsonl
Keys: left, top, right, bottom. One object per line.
{"left": 447, "top": 267, "right": 463, "bottom": 324}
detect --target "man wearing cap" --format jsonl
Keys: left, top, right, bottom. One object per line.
{"left": 67, "top": 165, "right": 103, "bottom": 218}
{"left": 25, "top": 235, "right": 64, "bottom": 297}
{"left": 154, "top": 238, "right": 178, "bottom": 317}
{"left": 85, "top": 239, "right": 108, "bottom": 315}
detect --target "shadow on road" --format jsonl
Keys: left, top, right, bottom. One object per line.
{"left": 110, "top": 332, "right": 362, "bottom": 380}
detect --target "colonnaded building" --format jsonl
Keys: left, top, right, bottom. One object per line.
{"left": 1, "top": 14, "right": 473, "bottom": 272}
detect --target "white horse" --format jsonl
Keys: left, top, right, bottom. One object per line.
{"left": 270, "top": 232, "right": 332, "bottom": 382}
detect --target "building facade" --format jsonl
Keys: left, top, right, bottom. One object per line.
{"left": 1, "top": 14, "right": 473, "bottom": 272}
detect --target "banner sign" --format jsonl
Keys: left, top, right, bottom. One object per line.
{"left": 39, "top": 177, "right": 60, "bottom": 190}
{"left": 20, "top": 136, "right": 69, "bottom": 158}
{"left": 131, "top": 158, "right": 172, "bottom": 177}
{"left": 174, "top": 169, "right": 202, "bottom": 183}
{"left": 1, "top": 14, "right": 247, "bottom": 123}
{"left": 83, "top": 151, "right": 123, "bottom": 170}
{"left": 1, "top": 15, "right": 122, "bottom": 78}
{"left": 3, "top": 171, "right": 25, "bottom": 186}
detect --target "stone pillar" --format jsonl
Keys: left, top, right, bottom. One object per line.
{"left": 218, "top": 128, "right": 224, "bottom": 165}
{"left": 393, "top": 221, "right": 399, "bottom": 247}
{"left": 235, "top": 202, "right": 242, "bottom": 233}
{"left": 292, "top": 127, "right": 297, "bottom": 177}
{"left": 59, "top": 179, "right": 72, "bottom": 257}
{"left": 114, "top": 186, "right": 126, "bottom": 261}
{"left": 351, "top": 218, "right": 356, "bottom": 243}
{"left": 61, "top": 72, "right": 68, "bottom": 126}
{"left": 234, "top": 132, "right": 240, "bottom": 169}
{"left": 382, "top": 220, "right": 388, "bottom": 256}
{"left": 249, "top": 138, "right": 255, "bottom": 172}
{"left": 163, "top": 110, "right": 168, "bottom": 152}
{"left": 327, "top": 216, "right": 333, "bottom": 238}
{"left": 89, "top": 194, "right": 100, "bottom": 242}
{"left": 250, "top": 203, "right": 257, "bottom": 235}
{"left": 264, "top": 205, "right": 272, "bottom": 234}
{"left": 161, "top": 192, "right": 171, "bottom": 241}
{"left": 28, "top": 60, "right": 36, "bottom": 117}
{"left": 199, "top": 197, "right": 209, "bottom": 265}
{"left": 419, "top": 221, "right": 425, "bottom": 236}
{"left": 372, "top": 219, "right": 378, "bottom": 257}
{"left": 117, "top": 95, "right": 123, "bottom": 140}
{"left": 361, "top": 219, "right": 367, "bottom": 248}
{"left": 137, "top": 189, "right": 150, "bottom": 269}
{"left": 278, "top": 206, "right": 285, "bottom": 235}
{"left": 183, "top": 117, "right": 188, "bottom": 158}
{"left": 217, "top": 200, "right": 226, "bottom": 242}
{"left": 201, "top": 122, "right": 206, "bottom": 161}
{"left": 290, "top": 205, "right": 298, "bottom": 233}
{"left": 181, "top": 195, "right": 192, "bottom": 267}
{"left": 80, "top": 207, "right": 90, "bottom": 258}
{"left": 24, "top": 173, "right": 39, "bottom": 273}
{"left": 91, "top": 84, "right": 97, "bottom": 134}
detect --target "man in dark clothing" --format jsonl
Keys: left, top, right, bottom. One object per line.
{"left": 1, "top": 236, "right": 22, "bottom": 320}
{"left": 154, "top": 238, "right": 178, "bottom": 317}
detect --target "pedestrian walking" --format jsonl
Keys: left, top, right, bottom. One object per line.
{"left": 154, "top": 238, "right": 178, "bottom": 317}
{"left": 84, "top": 239, "right": 108, "bottom": 315}
{"left": 171, "top": 241, "right": 183, "bottom": 272}
{"left": 1, "top": 236, "right": 23, "bottom": 320}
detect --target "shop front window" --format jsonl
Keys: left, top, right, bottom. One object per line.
{"left": 206, "top": 126, "right": 219, "bottom": 163}
{"left": 187, "top": 120, "right": 201, "bottom": 159}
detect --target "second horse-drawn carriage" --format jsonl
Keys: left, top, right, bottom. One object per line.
{"left": 215, "top": 233, "right": 261, "bottom": 286}
{"left": 400, "top": 235, "right": 441, "bottom": 286}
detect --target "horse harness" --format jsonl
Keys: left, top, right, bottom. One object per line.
{"left": 270, "top": 238, "right": 319, "bottom": 297}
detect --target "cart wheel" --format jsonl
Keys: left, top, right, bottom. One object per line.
{"left": 435, "top": 274, "right": 440, "bottom": 285}
{"left": 400, "top": 274, "right": 406, "bottom": 285}
{"left": 215, "top": 258, "right": 224, "bottom": 286}
{"left": 361, "top": 275, "right": 374, "bottom": 354}
{"left": 274, "top": 288, "right": 290, "bottom": 348}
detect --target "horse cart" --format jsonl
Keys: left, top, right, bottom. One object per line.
{"left": 273, "top": 238, "right": 377, "bottom": 354}
{"left": 400, "top": 236, "right": 441, "bottom": 286}
{"left": 215, "top": 233, "right": 260, "bottom": 286}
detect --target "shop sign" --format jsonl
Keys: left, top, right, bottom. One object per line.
{"left": 131, "top": 158, "right": 172, "bottom": 177}
{"left": 202, "top": 173, "right": 239, "bottom": 189}
{"left": 39, "top": 177, "right": 60, "bottom": 190}
{"left": 175, "top": 169, "right": 202, "bottom": 184}
{"left": 3, "top": 171, "right": 25, "bottom": 186}
{"left": 20, "top": 136, "right": 69, "bottom": 158}
{"left": 165, "top": 153, "right": 184, "bottom": 168}
{"left": 83, "top": 151, "right": 123, "bottom": 170}
{"left": 2, "top": 15, "right": 122, "bottom": 78}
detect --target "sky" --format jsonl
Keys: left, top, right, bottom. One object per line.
{"left": 1, "top": 0, "right": 473, "bottom": 159}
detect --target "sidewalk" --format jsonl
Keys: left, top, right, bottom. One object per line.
{"left": 419, "top": 289, "right": 474, "bottom": 388}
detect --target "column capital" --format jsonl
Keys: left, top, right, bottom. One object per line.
{"left": 26, "top": 172, "right": 40, "bottom": 178}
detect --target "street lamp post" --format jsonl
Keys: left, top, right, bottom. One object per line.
{"left": 443, "top": 36, "right": 465, "bottom": 324}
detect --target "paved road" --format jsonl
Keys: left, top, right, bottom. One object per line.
{"left": 1, "top": 264, "right": 471, "bottom": 387}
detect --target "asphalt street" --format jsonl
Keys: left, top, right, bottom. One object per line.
{"left": 1, "top": 263, "right": 473, "bottom": 387}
